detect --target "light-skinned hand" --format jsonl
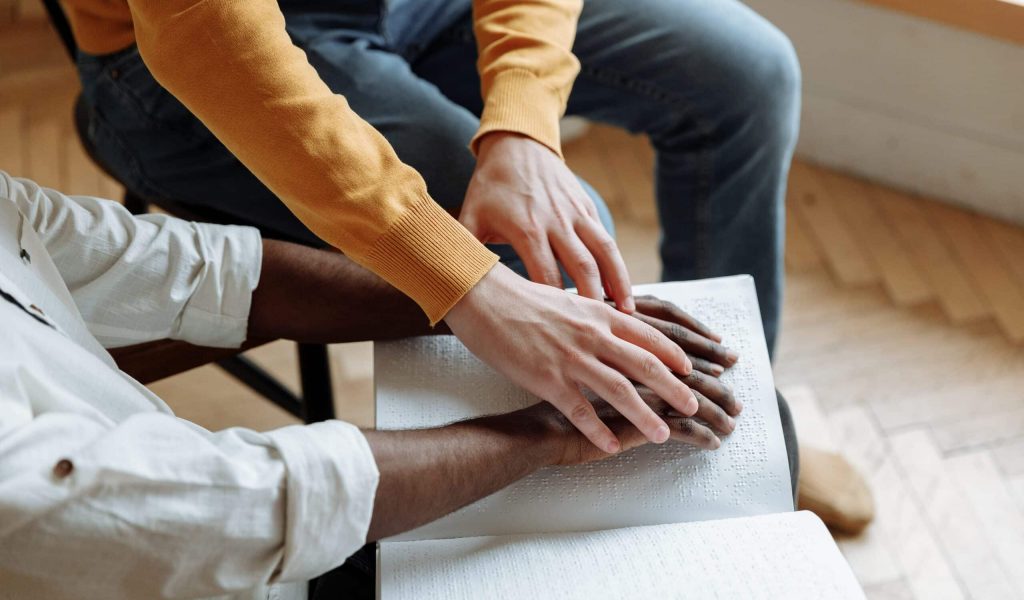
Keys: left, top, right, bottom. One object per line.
{"left": 445, "top": 264, "right": 697, "bottom": 454}
{"left": 460, "top": 132, "right": 635, "bottom": 312}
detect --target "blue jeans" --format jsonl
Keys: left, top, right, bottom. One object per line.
{"left": 76, "top": 0, "right": 800, "bottom": 353}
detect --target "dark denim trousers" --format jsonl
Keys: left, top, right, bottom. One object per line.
{"left": 76, "top": 0, "right": 800, "bottom": 354}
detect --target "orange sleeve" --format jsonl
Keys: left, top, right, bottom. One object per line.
{"left": 471, "top": 0, "right": 584, "bottom": 158}
{"left": 126, "top": 0, "right": 497, "bottom": 324}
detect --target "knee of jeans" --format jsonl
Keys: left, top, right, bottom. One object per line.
{"left": 747, "top": 27, "right": 802, "bottom": 152}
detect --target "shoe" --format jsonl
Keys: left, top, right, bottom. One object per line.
{"left": 797, "top": 445, "right": 875, "bottom": 535}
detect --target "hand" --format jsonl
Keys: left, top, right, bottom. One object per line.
{"left": 519, "top": 386, "right": 731, "bottom": 467}
{"left": 460, "top": 132, "right": 635, "bottom": 312}
{"left": 445, "top": 264, "right": 698, "bottom": 454}
{"left": 626, "top": 295, "right": 740, "bottom": 376}
{"left": 625, "top": 295, "right": 743, "bottom": 421}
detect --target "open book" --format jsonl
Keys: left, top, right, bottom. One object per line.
{"left": 374, "top": 276, "right": 863, "bottom": 599}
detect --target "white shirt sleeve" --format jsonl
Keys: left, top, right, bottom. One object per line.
{"left": 0, "top": 409, "right": 379, "bottom": 599}
{"left": 6, "top": 173, "right": 262, "bottom": 348}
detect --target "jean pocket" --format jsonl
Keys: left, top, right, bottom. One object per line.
{"left": 93, "top": 46, "right": 207, "bottom": 141}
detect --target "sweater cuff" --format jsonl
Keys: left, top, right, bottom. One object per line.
{"left": 471, "top": 69, "right": 566, "bottom": 159}
{"left": 365, "top": 197, "right": 499, "bottom": 325}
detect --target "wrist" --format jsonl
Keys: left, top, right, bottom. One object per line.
{"left": 444, "top": 263, "right": 510, "bottom": 331}
{"left": 476, "top": 131, "right": 527, "bottom": 157}
{"left": 505, "top": 404, "right": 573, "bottom": 467}
{"left": 476, "top": 131, "right": 557, "bottom": 164}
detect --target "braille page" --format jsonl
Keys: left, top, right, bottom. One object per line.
{"left": 375, "top": 276, "right": 792, "bottom": 541}
{"left": 379, "top": 512, "right": 865, "bottom": 600}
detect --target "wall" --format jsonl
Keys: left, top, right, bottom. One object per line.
{"left": 747, "top": 0, "right": 1024, "bottom": 224}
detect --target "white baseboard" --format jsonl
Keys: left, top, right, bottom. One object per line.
{"left": 746, "top": 0, "right": 1024, "bottom": 224}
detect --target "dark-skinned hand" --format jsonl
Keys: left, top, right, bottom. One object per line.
{"left": 604, "top": 294, "right": 744, "bottom": 424}
{"left": 627, "top": 295, "right": 740, "bottom": 376}
{"left": 522, "top": 384, "right": 739, "bottom": 466}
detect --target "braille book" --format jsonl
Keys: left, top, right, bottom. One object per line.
{"left": 374, "top": 276, "right": 864, "bottom": 599}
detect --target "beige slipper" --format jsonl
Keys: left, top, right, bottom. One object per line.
{"left": 797, "top": 445, "right": 876, "bottom": 536}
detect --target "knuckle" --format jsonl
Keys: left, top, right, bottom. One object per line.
{"left": 596, "top": 236, "right": 619, "bottom": 255}
{"left": 639, "top": 354, "right": 661, "bottom": 379}
{"left": 608, "top": 377, "right": 635, "bottom": 403}
{"left": 542, "top": 269, "right": 563, "bottom": 284}
{"left": 667, "top": 324, "right": 690, "bottom": 342}
{"left": 638, "top": 324, "right": 661, "bottom": 348}
{"left": 562, "top": 348, "right": 586, "bottom": 368}
{"left": 575, "top": 257, "right": 600, "bottom": 278}
{"left": 568, "top": 401, "right": 593, "bottom": 423}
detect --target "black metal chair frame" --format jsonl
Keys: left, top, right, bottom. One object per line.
{"left": 41, "top": 0, "right": 335, "bottom": 424}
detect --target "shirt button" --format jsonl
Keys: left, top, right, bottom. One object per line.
{"left": 53, "top": 458, "right": 74, "bottom": 479}
{"left": 19, "top": 248, "right": 30, "bottom": 264}
{"left": 110, "top": 68, "right": 121, "bottom": 80}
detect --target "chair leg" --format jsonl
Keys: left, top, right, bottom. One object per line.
{"left": 216, "top": 355, "right": 304, "bottom": 418}
{"left": 123, "top": 190, "right": 150, "bottom": 215}
{"left": 298, "top": 343, "right": 335, "bottom": 423}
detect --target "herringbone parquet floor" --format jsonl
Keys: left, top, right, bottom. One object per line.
{"left": 3, "top": 14, "right": 1023, "bottom": 600}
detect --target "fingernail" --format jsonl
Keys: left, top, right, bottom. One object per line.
{"left": 711, "top": 437, "right": 722, "bottom": 450}
{"left": 734, "top": 398, "right": 744, "bottom": 412}
{"left": 656, "top": 424, "right": 670, "bottom": 443}
{"left": 606, "top": 439, "right": 621, "bottom": 454}
{"left": 727, "top": 416, "right": 736, "bottom": 430}
{"left": 711, "top": 363, "right": 725, "bottom": 376}
{"left": 684, "top": 356, "right": 693, "bottom": 375}
{"left": 624, "top": 296, "right": 636, "bottom": 313}
{"left": 688, "top": 393, "right": 698, "bottom": 414}
{"left": 710, "top": 332, "right": 724, "bottom": 343}
{"left": 725, "top": 350, "right": 739, "bottom": 364}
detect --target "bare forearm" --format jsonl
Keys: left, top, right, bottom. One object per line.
{"left": 247, "top": 239, "right": 443, "bottom": 343}
{"left": 363, "top": 411, "right": 557, "bottom": 541}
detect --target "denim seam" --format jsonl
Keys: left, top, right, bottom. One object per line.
{"left": 90, "top": 47, "right": 207, "bottom": 143}
{"left": 88, "top": 108, "right": 184, "bottom": 203}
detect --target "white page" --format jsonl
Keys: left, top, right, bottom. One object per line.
{"left": 380, "top": 511, "right": 864, "bottom": 600}
{"left": 375, "top": 276, "right": 792, "bottom": 541}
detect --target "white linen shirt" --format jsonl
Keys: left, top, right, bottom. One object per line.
{"left": 0, "top": 173, "right": 379, "bottom": 600}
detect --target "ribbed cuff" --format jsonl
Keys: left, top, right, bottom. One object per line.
{"left": 365, "top": 197, "right": 499, "bottom": 325}
{"left": 471, "top": 69, "right": 566, "bottom": 159}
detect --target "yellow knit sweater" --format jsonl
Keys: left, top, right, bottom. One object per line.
{"left": 62, "top": 0, "right": 582, "bottom": 323}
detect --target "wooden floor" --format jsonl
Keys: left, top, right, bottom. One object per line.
{"left": 3, "top": 16, "right": 1023, "bottom": 600}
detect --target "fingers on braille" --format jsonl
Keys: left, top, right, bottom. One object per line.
{"left": 668, "top": 324, "right": 689, "bottom": 342}
{"left": 698, "top": 395, "right": 734, "bottom": 434}
{"left": 689, "top": 357, "right": 720, "bottom": 376}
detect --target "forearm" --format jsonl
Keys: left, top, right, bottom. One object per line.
{"left": 247, "top": 239, "right": 444, "bottom": 343}
{"left": 363, "top": 411, "right": 556, "bottom": 541}
{"left": 472, "top": 0, "right": 583, "bottom": 156}
{"left": 130, "top": 0, "right": 497, "bottom": 323}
